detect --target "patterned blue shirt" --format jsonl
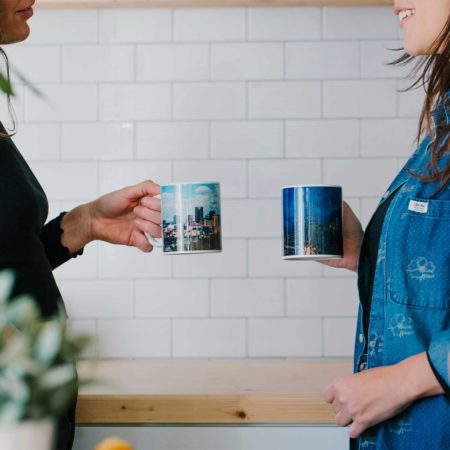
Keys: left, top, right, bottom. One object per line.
{"left": 354, "top": 94, "right": 450, "bottom": 449}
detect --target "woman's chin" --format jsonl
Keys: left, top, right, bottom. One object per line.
{"left": 403, "top": 34, "right": 441, "bottom": 57}
{"left": 403, "top": 42, "right": 428, "bottom": 57}
{"left": 4, "top": 26, "right": 30, "bottom": 45}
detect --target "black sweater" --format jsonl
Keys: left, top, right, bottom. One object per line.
{"left": 0, "top": 124, "right": 81, "bottom": 317}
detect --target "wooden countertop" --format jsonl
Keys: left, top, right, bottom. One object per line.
{"left": 76, "top": 359, "right": 352, "bottom": 425}
{"left": 38, "top": 0, "right": 392, "bottom": 9}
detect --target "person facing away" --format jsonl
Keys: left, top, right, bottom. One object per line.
{"left": 321, "top": 1, "right": 450, "bottom": 449}
{"left": 0, "top": 1, "right": 163, "bottom": 448}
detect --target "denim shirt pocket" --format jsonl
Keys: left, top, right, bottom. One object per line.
{"left": 386, "top": 195, "right": 450, "bottom": 310}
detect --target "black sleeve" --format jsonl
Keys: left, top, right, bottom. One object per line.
{"left": 426, "top": 351, "right": 450, "bottom": 399}
{"left": 40, "top": 212, "right": 84, "bottom": 270}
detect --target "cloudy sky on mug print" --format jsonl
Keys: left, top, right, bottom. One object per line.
{"left": 161, "top": 183, "right": 221, "bottom": 223}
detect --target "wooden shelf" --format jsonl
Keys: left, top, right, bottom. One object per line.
{"left": 38, "top": 0, "right": 392, "bottom": 9}
{"left": 76, "top": 359, "right": 352, "bottom": 425}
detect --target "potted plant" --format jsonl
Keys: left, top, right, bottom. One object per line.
{"left": 0, "top": 270, "right": 91, "bottom": 450}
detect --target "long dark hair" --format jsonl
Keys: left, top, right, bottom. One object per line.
{"left": 392, "top": 15, "right": 450, "bottom": 194}
{"left": 0, "top": 47, "right": 16, "bottom": 138}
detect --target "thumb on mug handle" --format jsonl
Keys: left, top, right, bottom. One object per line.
{"left": 144, "top": 192, "right": 163, "bottom": 248}
{"left": 145, "top": 232, "right": 163, "bottom": 248}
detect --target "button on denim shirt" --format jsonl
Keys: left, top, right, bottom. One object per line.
{"left": 354, "top": 96, "right": 450, "bottom": 449}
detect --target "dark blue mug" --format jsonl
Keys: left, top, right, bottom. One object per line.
{"left": 282, "top": 185, "right": 343, "bottom": 260}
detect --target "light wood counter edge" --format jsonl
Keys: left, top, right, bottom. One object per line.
{"left": 76, "top": 394, "right": 339, "bottom": 424}
{"left": 76, "top": 359, "right": 353, "bottom": 425}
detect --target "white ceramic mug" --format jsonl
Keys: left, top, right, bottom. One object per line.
{"left": 147, "top": 182, "right": 222, "bottom": 255}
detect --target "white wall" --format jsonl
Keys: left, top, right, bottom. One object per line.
{"left": 3, "top": 6, "right": 423, "bottom": 359}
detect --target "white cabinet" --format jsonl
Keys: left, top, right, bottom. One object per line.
{"left": 74, "top": 426, "right": 348, "bottom": 450}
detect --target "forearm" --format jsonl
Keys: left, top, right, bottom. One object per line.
{"left": 60, "top": 203, "right": 94, "bottom": 255}
{"left": 396, "top": 352, "right": 444, "bottom": 401}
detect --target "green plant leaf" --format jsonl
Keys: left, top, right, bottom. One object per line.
{"left": 0, "top": 333, "right": 30, "bottom": 365}
{"left": 39, "top": 364, "right": 76, "bottom": 389}
{"left": 11, "top": 67, "right": 43, "bottom": 98}
{"left": 0, "top": 401, "right": 24, "bottom": 425}
{"left": 33, "top": 322, "right": 62, "bottom": 364}
{"left": 0, "top": 270, "right": 15, "bottom": 305}
{"left": 0, "top": 270, "right": 94, "bottom": 421}
{"left": 0, "top": 370, "right": 29, "bottom": 405}
{"left": 47, "top": 383, "right": 77, "bottom": 416}
{"left": 61, "top": 334, "right": 92, "bottom": 361}
{"left": 0, "top": 71, "right": 14, "bottom": 96}
{"left": 6, "top": 295, "right": 40, "bottom": 328}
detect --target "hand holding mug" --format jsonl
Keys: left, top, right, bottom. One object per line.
{"left": 320, "top": 201, "right": 363, "bottom": 272}
{"left": 87, "top": 180, "right": 162, "bottom": 253}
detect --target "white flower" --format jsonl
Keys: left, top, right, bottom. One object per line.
{"left": 407, "top": 256, "right": 435, "bottom": 281}
{"left": 377, "top": 245, "right": 386, "bottom": 264}
{"left": 388, "top": 313, "right": 414, "bottom": 338}
{"left": 368, "top": 332, "right": 384, "bottom": 356}
{"left": 388, "top": 416, "right": 413, "bottom": 435}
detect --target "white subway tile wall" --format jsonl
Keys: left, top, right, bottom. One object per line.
{"left": 137, "top": 44, "right": 209, "bottom": 82}
{"left": 6, "top": 6, "right": 422, "bottom": 359}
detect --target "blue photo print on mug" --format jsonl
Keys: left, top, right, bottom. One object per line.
{"left": 283, "top": 185, "right": 343, "bottom": 260}
{"left": 161, "top": 182, "right": 222, "bottom": 254}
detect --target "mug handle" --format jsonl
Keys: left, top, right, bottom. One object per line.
{"left": 145, "top": 232, "right": 163, "bottom": 248}
{"left": 144, "top": 193, "right": 163, "bottom": 248}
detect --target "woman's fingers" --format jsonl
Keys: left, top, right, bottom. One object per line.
{"left": 125, "top": 180, "right": 161, "bottom": 200}
{"left": 323, "top": 384, "right": 335, "bottom": 404}
{"left": 135, "top": 218, "right": 162, "bottom": 238}
{"left": 335, "top": 410, "right": 353, "bottom": 427}
{"left": 134, "top": 205, "right": 161, "bottom": 224}
{"left": 131, "top": 229, "right": 153, "bottom": 253}
{"left": 140, "top": 195, "right": 161, "bottom": 212}
{"left": 348, "top": 420, "right": 367, "bottom": 439}
{"left": 331, "top": 399, "right": 342, "bottom": 415}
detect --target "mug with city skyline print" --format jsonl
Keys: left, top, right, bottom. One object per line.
{"left": 147, "top": 182, "right": 222, "bottom": 255}
{"left": 282, "top": 185, "right": 343, "bottom": 260}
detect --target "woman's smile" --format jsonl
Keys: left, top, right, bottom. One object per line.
{"left": 16, "top": 6, "right": 33, "bottom": 20}
{"left": 397, "top": 9, "right": 416, "bottom": 29}
{"left": 394, "top": 2, "right": 417, "bottom": 29}
{"left": 16, "top": 0, "right": 34, "bottom": 19}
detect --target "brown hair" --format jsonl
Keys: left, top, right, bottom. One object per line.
{"left": 392, "top": 15, "right": 450, "bottom": 194}
{"left": 0, "top": 47, "right": 16, "bottom": 138}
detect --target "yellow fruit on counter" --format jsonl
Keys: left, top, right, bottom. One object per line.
{"left": 94, "top": 436, "right": 133, "bottom": 450}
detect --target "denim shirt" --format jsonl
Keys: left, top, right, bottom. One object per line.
{"left": 354, "top": 97, "right": 450, "bottom": 449}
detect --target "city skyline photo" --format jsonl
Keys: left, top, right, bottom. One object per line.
{"left": 161, "top": 183, "right": 222, "bottom": 254}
